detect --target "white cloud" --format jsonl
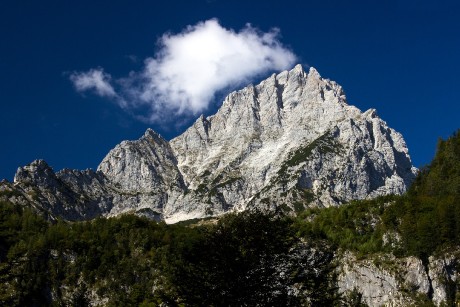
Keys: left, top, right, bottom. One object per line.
{"left": 71, "top": 19, "right": 297, "bottom": 123}
{"left": 70, "top": 68, "right": 117, "bottom": 98}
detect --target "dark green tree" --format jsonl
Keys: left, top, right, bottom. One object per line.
{"left": 163, "top": 210, "right": 339, "bottom": 306}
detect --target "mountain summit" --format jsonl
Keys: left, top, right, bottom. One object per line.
{"left": 1, "top": 65, "right": 417, "bottom": 223}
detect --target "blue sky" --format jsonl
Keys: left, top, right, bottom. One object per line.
{"left": 1, "top": 0, "right": 459, "bottom": 181}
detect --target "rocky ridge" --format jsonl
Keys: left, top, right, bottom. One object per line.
{"left": 0, "top": 65, "right": 417, "bottom": 223}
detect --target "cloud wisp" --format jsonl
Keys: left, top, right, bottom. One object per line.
{"left": 70, "top": 69, "right": 117, "bottom": 98}
{"left": 70, "top": 19, "right": 297, "bottom": 124}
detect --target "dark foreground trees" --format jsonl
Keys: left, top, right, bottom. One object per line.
{"left": 161, "top": 210, "right": 338, "bottom": 306}
{"left": 0, "top": 201, "right": 340, "bottom": 306}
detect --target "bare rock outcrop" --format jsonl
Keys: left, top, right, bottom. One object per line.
{"left": 338, "top": 251, "right": 460, "bottom": 306}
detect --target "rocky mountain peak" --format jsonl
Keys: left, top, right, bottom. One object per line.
{"left": 167, "top": 65, "right": 417, "bottom": 221}
{"left": 14, "top": 159, "right": 56, "bottom": 186}
{"left": 364, "top": 108, "right": 379, "bottom": 119}
{"left": 307, "top": 66, "right": 320, "bottom": 78}
{"left": 288, "top": 63, "right": 307, "bottom": 77}
{"left": 143, "top": 128, "right": 167, "bottom": 143}
{"left": 2, "top": 65, "right": 417, "bottom": 223}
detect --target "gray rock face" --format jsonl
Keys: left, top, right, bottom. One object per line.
{"left": 0, "top": 65, "right": 417, "bottom": 222}
{"left": 97, "top": 129, "right": 186, "bottom": 219}
{"left": 338, "top": 251, "right": 460, "bottom": 306}
{"left": 428, "top": 253, "right": 459, "bottom": 305}
{"left": 338, "top": 253, "right": 427, "bottom": 306}
{"left": 166, "top": 64, "right": 417, "bottom": 222}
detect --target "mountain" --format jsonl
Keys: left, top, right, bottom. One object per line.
{"left": 0, "top": 65, "right": 417, "bottom": 223}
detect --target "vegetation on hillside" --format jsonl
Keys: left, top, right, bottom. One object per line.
{"left": 0, "top": 202, "right": 342, "bottom": 306}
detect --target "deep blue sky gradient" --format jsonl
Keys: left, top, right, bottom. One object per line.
{"left": 1, "top": 0, "right": 459, "bottom": 180}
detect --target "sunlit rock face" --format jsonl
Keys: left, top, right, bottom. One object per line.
{"left": 3, "top": 65, "right": 417, "bottom": 223}
{"left": 97, "top": 129, "right": 187, "bottom": 220}
{"left": 165, "top": 65, "right": 417, "bottom": 222}
{"left": 337, "top": 251, "right": 460, "bottom": 307}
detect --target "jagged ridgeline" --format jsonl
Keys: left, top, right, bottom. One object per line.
{"left": 0, "top": 65, "right": 417, "bottom": 223}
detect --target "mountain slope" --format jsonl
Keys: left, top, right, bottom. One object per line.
{"left": 165, "top": 65, "right": 417, "bottom": 221}
{"left": 0, "top": 65, "right": 417, "bottom": 223}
